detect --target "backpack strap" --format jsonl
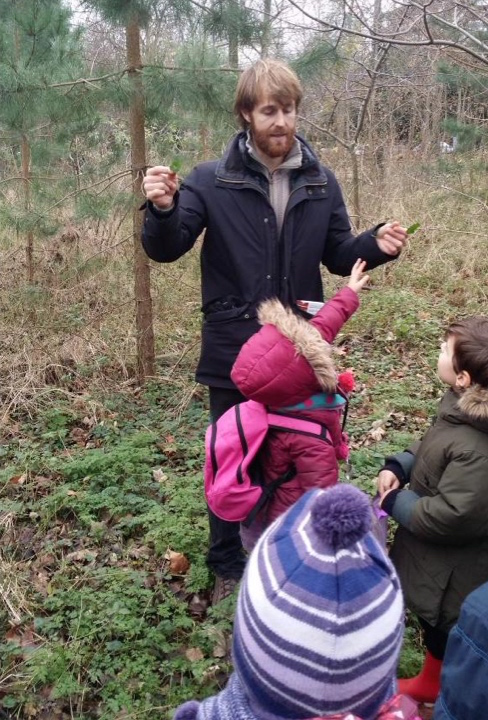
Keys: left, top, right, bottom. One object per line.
{"left": 242, "top": 465, "right": 297, "bottom": 527}
{"left": 242, "top": 412, "right": 331, "bottom": 528}
{"left": 267, "top": 412, "right": 332, "bottom": 442}
{"left": 336, "top": 389, "right": 349, "bottom": 432}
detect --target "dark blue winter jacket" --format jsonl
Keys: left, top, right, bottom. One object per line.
{"left": 142, "top": 132, "right": 392, "bottom": 387}
{"left": 433, "top": 580, "right": 488, "bottom": 719}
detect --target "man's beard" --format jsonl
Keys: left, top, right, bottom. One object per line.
{"left": 250, "top": 123, "right": 295, "bottom": 159}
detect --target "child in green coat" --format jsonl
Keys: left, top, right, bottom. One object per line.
{"left": 377, "top": 316, "right": 488, "bottom": 704}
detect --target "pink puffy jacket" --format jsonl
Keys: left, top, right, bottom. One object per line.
{"left": 231, "top": 287, "right": 359, "bottom": 407}
{"left": 232, "top": 287, "right": 360, "bottom": 547}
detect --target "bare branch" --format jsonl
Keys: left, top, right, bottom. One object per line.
{"left": 285, "top": 0, "right": 488, "bottom": 67}
{"left": 44, "top": 170, "right": 131, "bottom": 213}
{"left": 298, "top": 115, "right": 351, "bottom": 150}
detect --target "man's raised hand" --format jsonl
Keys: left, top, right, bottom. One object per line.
{"left": 142, "top": 165, "right": 179, "bottom": 210}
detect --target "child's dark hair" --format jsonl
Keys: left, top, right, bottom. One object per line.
{"left": 447, "top": 316, "right": 488, "bottom": 388}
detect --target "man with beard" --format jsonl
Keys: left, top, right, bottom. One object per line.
{"left": 141, "top": 59, "right": 407, "bottom": 604}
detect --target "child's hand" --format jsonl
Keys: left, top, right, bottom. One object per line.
{"left": 348, "top": 259, "right": 370, "bottom": 293}
{"left": 377, "top": 470, "right": 401, "bottom": 496}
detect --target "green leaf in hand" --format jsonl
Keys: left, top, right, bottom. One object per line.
{"left": 170, "top": 157, "right": 183, "bottom": 174}
{"left": 406, "top": 222, "right": 420, "bottom": 235}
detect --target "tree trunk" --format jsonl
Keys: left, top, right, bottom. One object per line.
{"left": 21, "top": 134, "right": 34, "bottom": 283}
{"left": 372, "top": 0, "right": 382, "bottom": 64}
{"left": 126, "top": 15, "right": 155, "bottom": 383}
{"left": 261, "top": 0, "right": 272, "bottom": 57}
{"left": 228, "top": 0, "right": 239, "bottom": 67}
{"left": 350, "top": 149, "right": 361, "bottom": 228}
{"left": 200, "top": 123, "right": 209, "bottom": 160}
{"left": 370, "top": 0, "right": 384, "bottom": 183}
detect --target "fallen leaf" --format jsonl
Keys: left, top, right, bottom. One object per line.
{"left": 185, "top": 647, "right": 204, "bottom": 662}
{"left": 33, "top": 475, "right": 51, "bottom": 488}
{"left": 370, "top": 426, "right": 386, "bottom": 442}
{"left": 164, "top": 550, "right": 190, "bottom": 575}
{"left": 201, "top": 664, "right": 223, "bottom": 682}
{"left": 128, "top": 545, "right": 151, "bottom": 559}
{"left": 66, "top": 549, "right": 98, "bottom": 563}
{"left": 152, "top": 468, "right": 168, "bottom": 484}
{"left": 70, "top": 427, "right": 88, "bottom": 445}
{"left": 32, "top": 570, "right": 51, "bottom": 597}
{"left": 207, "top": 627, "right": 229, "bottom": 658}
{"left": 5, "top": 625, "right": 38, "bottom": 650}
{"left": 23, "top": 702, "right": 38, "bottom": 717}
{"left": 189, "top": 593, "right": 208, "bottom": 618}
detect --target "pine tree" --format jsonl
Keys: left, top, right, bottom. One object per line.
{"left": 80, "top": 0, "right": 243, "bottom": 382}
{"left": 0, "top": 0, "right": 85, "bottom": 282}
{"left": 80, "top": 0, "right": 159, "bottom": 383}
{"left": 204, "top": 0, "right": 264, "bottom": 67}
{"left": 437, "top": 60, "right": 488, "bottom": 150}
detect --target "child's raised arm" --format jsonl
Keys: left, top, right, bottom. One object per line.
{"left": 348, "top": 259, "right": 370, "bottom": 293}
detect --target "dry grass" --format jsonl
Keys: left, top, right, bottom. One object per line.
{"left": 0, "top": 151, "right": 487, "bottom": 426}
{"left": 334, "top": 148, "right": 488, "bottom": 311}
{"left": 0, "top": 218, "right": 202, "bottom": 424}
{"left": 0, "top": 550, "right": 31, "bottom": 626}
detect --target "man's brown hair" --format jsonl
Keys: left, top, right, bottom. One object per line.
{"left": 447, "top": 316, "right": 488, "bottom": 388}
{"left": 234, "top": 59, "right": 303, "bottom": 129}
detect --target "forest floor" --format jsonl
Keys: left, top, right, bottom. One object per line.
{"left": 0, "top": 283, "right": 462, "bottom": 719}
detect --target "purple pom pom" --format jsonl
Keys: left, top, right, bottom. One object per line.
{"left": 173, "top": 700, "right": 200, "bottom": 720}
{"left": 311, "top": 485, "right": 372, "bottom": 548}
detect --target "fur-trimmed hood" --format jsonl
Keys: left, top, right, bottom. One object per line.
{"left": 230, "top": 288, "right": 359, "bottom": 408}
{"left": 257, "top": 299, "right": 336, "bottom": 392}
{"left": 457, "top": 384, "right": 488, "bottom": 424}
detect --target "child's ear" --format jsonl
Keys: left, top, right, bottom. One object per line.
{"left": 456, "top": 370, "right": 472, "bottom": 389}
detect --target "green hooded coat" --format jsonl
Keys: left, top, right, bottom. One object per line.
{"left": 388, "top": 386, "right": 488, "bottom": 632}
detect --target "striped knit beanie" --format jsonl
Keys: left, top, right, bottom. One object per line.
{"left": 232, "top": 484, "right": 404, "bottom": 720}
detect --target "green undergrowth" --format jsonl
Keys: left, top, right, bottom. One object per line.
{"left": 1, "top": 282, "right": 485, "bottom": 717}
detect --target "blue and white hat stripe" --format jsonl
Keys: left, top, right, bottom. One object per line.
{"left": 232, "top": 487, "right": 404, "bottom": 720}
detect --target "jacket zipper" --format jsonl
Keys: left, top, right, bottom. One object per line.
{"left": 217, "top": 174, "right": 279, "bottom": 293}
{"left": 217, "top": 175, "right": 328, "bottom": 299}
{"left": 216, "top": 175, "right": 269, "bottom": 201}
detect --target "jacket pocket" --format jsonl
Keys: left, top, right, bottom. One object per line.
{"left": 203, "top": 298, "right": 256, "bottom": 324}
{"left": 391, "top": 532, "right": 453, "bottom": 627}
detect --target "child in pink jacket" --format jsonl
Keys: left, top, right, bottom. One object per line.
{"left": 231, "top": 259, "right": 369, "bottom": 550}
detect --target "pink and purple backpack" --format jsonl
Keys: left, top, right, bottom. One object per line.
{"left": 204, "top": 399, "right": 331, "bottom": 526}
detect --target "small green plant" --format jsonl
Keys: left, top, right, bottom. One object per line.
{"left": 170, "top": 157, "right": 183, "bottom": 174}
{"left": 406, "top": 222, "right": 421, "bottom": 235}
{"left": 397, "top": 617, "right": 425, "bottom": 679}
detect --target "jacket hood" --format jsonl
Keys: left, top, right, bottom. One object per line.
{"left": 231, "top": 289, "right": 359, "bottom": 407}
{"left": 457, "top": 383, "right": 488, "bottom": 425}
{"left": 258, "top": 298, "right": 336, "bottom": 392}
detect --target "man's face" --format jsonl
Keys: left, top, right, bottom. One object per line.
{"left": 243, "top": 94, "right": 297, "bottom": 161}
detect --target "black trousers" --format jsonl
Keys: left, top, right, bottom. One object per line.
{"left": 418, "top": 616, "right": 449, "bottom": 660}
{"left": 206, "top": 387, "right": 248, "bottom": 579}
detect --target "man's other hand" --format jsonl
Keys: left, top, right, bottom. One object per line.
{"left": 376, "top": 221, "right": 408, "bottom": 256}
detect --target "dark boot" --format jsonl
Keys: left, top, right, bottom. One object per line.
{"left": 211, "top": 576, "right": 239, "bottom": 605}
